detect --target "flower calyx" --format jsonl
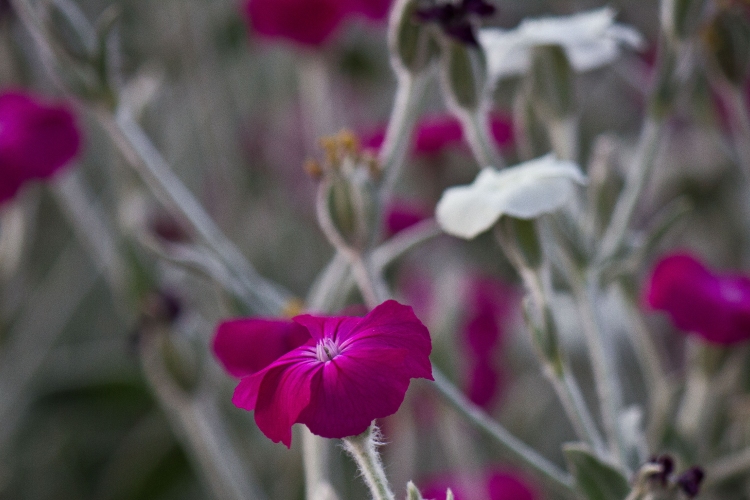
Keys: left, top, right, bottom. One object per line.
{"left": 307, "top": 130, "right": 382, "bottom": 251}
{"left": 414, "top": 0, "right": 496, "bottom": 47}
{"left": 631, "top": 454, "right": 705, "bottom": 499}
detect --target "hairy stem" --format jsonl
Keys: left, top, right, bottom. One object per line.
{"left": 341, "top": 425, "right": 395, "bottom": 500}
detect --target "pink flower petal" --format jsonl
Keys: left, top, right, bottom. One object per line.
{"left": 340, "top": 300, "right": 433, "bottom": 380}
{"left": 349, "top": 0, "right": 392, "bottom": 20}
{"left": 414, "top": 115, "right": 464, "bottom": 155}
{"left": 0, "top": 90, "right": 80, "bottom": 204}
{"left": 299, "top": 346, "right": 412, "bottom": 438}
{"left": 384, "top": 199, "right": 431, "bottom": 237}
{"left": 292, "top": 314, "right": 362, "bottom": 342}
{"left": 466, "top": 361, "right": 502, "bottom": 410}
{"left": 213, "top": 318, "right": 311, "bottom": 377}
{"left": 252, "top": 349, "right": 321, "bottom": 447}
{"left": 245, "top": 0, "right": 349, "bottom": 47}
{"left": 420, "top": 468, "right": 538, "bottom": 500}
{"left": 486, "top": 470, "right": 538, "bottom": 500}
{"left": 646, "top": 253, "right": 750, "bottom": 344}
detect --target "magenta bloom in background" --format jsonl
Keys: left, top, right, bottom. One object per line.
{"left": 0, "top": 90, "right": 80, "bottom": 204}
{"left": 213, "top": 300, "right": 433, "bottom": 447}
{"left": 245, "top": 0, "right": 392, "bottom": 47}
{"left": 461, "top": 277, "right": 515, "bottom": 409}
{"left": 420, "top": 467, "right": 538, "bottom": 500}
{"left": 646, "top": 253, "right": 750, "bottom": 344}
{"left": 363, "top": 113, "right": 514, "bottom": 157}
{"left": 384, "top": 198, "right": 431, "bottom": 236}
{"left": 350, "top": 0, "right": 392, "bottom": 20}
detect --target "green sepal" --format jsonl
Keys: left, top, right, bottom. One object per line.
{"left": 563, "top": 443, "right": 631, "bottom": 500}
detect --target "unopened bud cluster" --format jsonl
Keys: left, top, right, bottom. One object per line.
{"left": 306, "top": 131, "right": 382, "bottom": 251}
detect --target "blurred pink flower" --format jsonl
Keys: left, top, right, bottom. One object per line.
{"left": 363, "top": 113, "right": 513, "bottom": 157}
{"left": 420, "top": 468, "right": 538, "bottom": 500}
{"left": 384, "top": 198, "right": 431, "bottom": 237}
{"left": 213, "top": 300, "right": 433, "bottom": 447}
{"left": 0, "top": 90, "right": 81, "bottom": 204}
{"left": 646, "top": 253, "right": 750, "bottom": 344}
{"left": 466, "top": 360, "right": 501, "bottom": 409}
{"left": 244, "top": 0, "right": 392, "bottom": 47}
{"left": 349, "top": 0, "right": 392, "bottom": 20}
{"left": 461, "top": 277, "right": 516, "bottom": 409}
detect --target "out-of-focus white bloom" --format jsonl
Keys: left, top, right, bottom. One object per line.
{"left": 436, "top": 154, "right": 587, "bottom": 239}
{"left": 478, "top": 7, "right": 645, "bottom": 82}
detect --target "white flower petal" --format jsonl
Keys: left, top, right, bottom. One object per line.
{"left": 436, "top": 155, "right": 587, "bottom": 239}
{"left": 479, "top": 7, "right": 644, "bottom": 82}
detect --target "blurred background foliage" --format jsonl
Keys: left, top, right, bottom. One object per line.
{"left": 0, "top": 0, "right": 748, "bottom": 498}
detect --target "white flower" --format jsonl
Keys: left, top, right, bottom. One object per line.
{"left": 478, "top": 7, "right": 645, "bottom": 82}
{"left": 435, "top": 154, "right": 587, "bottom": 239}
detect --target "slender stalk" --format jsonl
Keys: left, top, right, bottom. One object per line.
{"left": 341, "top": 425, "right": 395, "bottom": 500}
{"left": 302, "top": 427, "right": 333, "bottom": 500}
{"left": 724, "top": 85, "right": 750, "bottom": 179}
{"left": 0, "top": 241, "right": 100, "bottom": 449}
{"left": 380, "top": 72, "right": 429, "bottom": 198}
{"left": 298, "top": 54, "right": 338, "bottom": 140}
{"left": 704, "top": 447, "right": 750, "bottom": 487}
{"left": 98, "top": 109, "right": 292, "bottom": 315}
{"left": 52, "top": 170, "right": 125, "bottom": 293}
{"left": 616, "top": 283, "right": 676, "bottom": 447}
{"left": 496, "top": 230, "right": 606, "bottom": 456}
{"left": 578, "top": 272, "right": 629, "bottom": 468}
{"left": 548, "top": 115, "right": 579, "bottom": 163}
{"left": 455, "top": 106, "right": 505, "bottom": 169}
{"left": 431, "top": 368, "right": 576, "bottom": 492}
{"left": 596, "top": 117, "right": 664, "bottom": 264}
{"left": 139, "top": 330, "right": 267, "bottom": 500}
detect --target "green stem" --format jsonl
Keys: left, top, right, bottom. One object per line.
{"left": 455, "top": 106, "right": 505, "bottom": 168}
{"left": 578, "top": 272, "right": 629, "bottom": 468}
{"left": 341, "top": 425, "right": 395, "bottom": 500}
{"left": 596, "top": 117, "right": 664, "bottom": 265}
{"left": 138, "top": 331, "right": 267, "bottom": 500}
{"left": 704, "top": 447, "right": 750, "bottom": 487}
{"left": 99, "top": 109, "right": 292, "bottom": 315}
{"left": 302, "top": 428, "right": 333, "bottom": 500}
{"left": 381, "top": 72, "right": 429, "bottom": 198}
{"left": 431, "top": 368, "right": 576, "bottom": 493}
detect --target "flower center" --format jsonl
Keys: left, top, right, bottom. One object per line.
{"left": 315, "top": 338, "right": 340, "bottom": 362}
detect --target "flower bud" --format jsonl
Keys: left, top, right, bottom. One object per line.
{"left": 388, "top": 0, "right": 439, "bottom": 75}
{"left": 661, "top": 0, "right": 708, "bottom": 41}
{"left": 505, "top": 217, "right": 542, "bottom": 270}
{"left": 312, "top": 131, "right": 381, "bottom": 251}
{"left": 522, "top": 297, "right": 562, "bottom": 374}
{"left": 406, "top": 481, "right": 425, "bottom": 500}
{"left": 528, "top": 45, "right": 575, "bottom": 121}
{"left": 440, "top": 39, "right": 485, "bottom": 111}
{"left": 704, "top": 6, "right": 750, "bottom": 86}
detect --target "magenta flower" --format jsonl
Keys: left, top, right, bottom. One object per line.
{"left": 466, "top": 361, "right": 502, "bottom": 409}
{"left": 460, "top": 277, "right": 515, "bottom": 409}
{"left": 0, "top": 90, "right": 81, "bottom": 204}
{"left": 420, "top": 467, "right": 538, "bottom": 500}
{"left": 213, "top": 300, "right": 433, "bottom": 447}
{"left": 384, "top": 198, "right": 431, "bottom": 236}
{"left": 245, "top": 0, "right": 392, "bottom": 48}
{"left": 246, "top": 0, "right": 348, "bottom": 47}
{"left": 362, "top": 113, "right": 513, "bottom": 157}
{"left": 646, "top": 252, "right": 750, "bottom": 344}
{"left": 213, "top": 319, "right": 311, "bottom": 377}
{"left": 349, "top": 0, "right": 392, "bottom": 20}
